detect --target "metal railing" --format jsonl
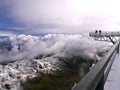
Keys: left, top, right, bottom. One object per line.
{"left": 89, "top": 32, "right": 120, "bottom": 44}
{"left": 89, "top": 32, "right": 120, "bottom": 37}
{"left": 72, "top": 40, "right": 120, "bottom": 90}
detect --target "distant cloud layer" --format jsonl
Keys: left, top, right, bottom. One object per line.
{"left": 1, "top": 0, "right": 120, "bottom": 34}
{"left": 0, "top": 34, "right": 110, "bottom": 62}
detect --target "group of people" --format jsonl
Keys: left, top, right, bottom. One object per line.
{"left": 95, "top": 30, "right": 102, "bottom": 34}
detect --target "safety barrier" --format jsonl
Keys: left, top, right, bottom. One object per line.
{"left": 72, "top": 40, "right": 120, "bottom": 90}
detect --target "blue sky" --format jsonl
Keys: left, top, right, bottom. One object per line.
{"left": 0, "top": 18, "right": 25, "bottom": 34}
{"left": 0, "top": 1, "right": 24, "bottom": 34}
{"left": 0, "top": 0, "right": 120, "bottom": 35}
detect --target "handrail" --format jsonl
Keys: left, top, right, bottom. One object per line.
{"left": 72, "top": 40, "right": 120, "bottom": 90}
{"left": 89, "top": 32, "right": 120, "bottom": 44}
{"left": 89, "top": 32, "right": 120, "bottom": 37}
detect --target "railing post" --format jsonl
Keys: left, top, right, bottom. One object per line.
{"left": 95, "top": 74, "right": 104, "bottom": 90}
{"left": 117, "top": 43, "right": 119, "bottom": 53}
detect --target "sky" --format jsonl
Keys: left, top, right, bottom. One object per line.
{"left": 0, "top": 0, "right": 120, "bottom": 34}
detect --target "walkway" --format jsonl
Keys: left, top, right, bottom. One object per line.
{"left": 105, "top": 52, "right": 120, "bottom": 90}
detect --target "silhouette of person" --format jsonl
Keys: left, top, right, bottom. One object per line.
{"left": 99, "top": 30, "right": 101, "bottom": 34}
{"left": 95, "top": 30, "right": 98, "bottom": 33}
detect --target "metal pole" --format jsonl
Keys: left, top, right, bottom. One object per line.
{"left": 117, "top": 43, "right": 119, "bottom": 53}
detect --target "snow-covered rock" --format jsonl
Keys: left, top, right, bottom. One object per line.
{"left": 0, "top": 58, "right": 58, "bottom": 90}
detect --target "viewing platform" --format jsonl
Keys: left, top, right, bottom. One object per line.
{"left": 89, "top": 31, "right": 120, "bottom": 44}
{"left": 89, "top": 31, "right": 120, "bottom": 37}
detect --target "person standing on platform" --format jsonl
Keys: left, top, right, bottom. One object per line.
{"left": 95, "top": 30, "right": 98, "bottom": 33}
{"left": 99, "top": 30, "right": 101, "bottom": 34}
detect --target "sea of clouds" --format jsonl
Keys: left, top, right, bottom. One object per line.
{"left": 0, "top": 34, "right": 111, "bottom": 63}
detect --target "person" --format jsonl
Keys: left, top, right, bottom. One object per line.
{"left": 95, "top": 30, "right": 98, "bottom": 33}
{"left": 94, "top": 30, "right": 98, "bottom": 37}
{"left": 99, "top": 30, "right": 101, "bottom": 34}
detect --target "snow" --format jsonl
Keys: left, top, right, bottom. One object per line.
{"left": 105, "top": 52, "right": 120, "bottom": 90}
{"left": 0, "top": 59, "right": 56, "bottom": 90}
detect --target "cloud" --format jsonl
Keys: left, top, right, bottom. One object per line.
{"left": 1, "top": 0, "right": 120, "bottom": 33}
{"left": 0, "top": 34, "right": 110, "bottom": 62}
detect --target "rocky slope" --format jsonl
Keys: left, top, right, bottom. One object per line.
{"left": 0, "top": 58, "right": 58, "bottom": 90}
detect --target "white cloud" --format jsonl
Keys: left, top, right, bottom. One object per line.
{"left": 2, "top": 0, "right": 120, "bottom": 33}
{"left": 0, "top": 34, "right": 110, "bottom": 62}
